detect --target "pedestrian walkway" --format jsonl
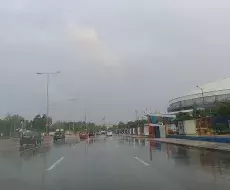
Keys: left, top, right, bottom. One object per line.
{"left": 154, "top": 138, "right": 230, "bottom": 152}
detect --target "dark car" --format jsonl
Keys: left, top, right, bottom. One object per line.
{"left": 20, "top": 130, "right": 42, "bottom": 147}
{"left": 53, "top": 131, "right": 65, "bottom": 142}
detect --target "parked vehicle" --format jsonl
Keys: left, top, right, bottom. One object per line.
{"left": 49, "top": 132, "right": 55, "bottom": 136}
{"left": 96, "top": 131, "right": 102, "bottom": 135}
{"left": 53, "top": 131, "right": 65, "bottom": 142}
{"left": 20, "top": 130, "right": 42, "bottom": 147}
{"left": 79, "top": 132, "right": 88, "bottom": 139}
{"left": 106, "top": 131, "right": 113, "bottom": 137}
{"left": 101, "top": 130, "right": 106, "bottom": 135}
{"left": 89, "top": 132, "right": 95, "bottom": 137}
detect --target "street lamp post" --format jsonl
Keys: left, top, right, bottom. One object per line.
{"left": 197, "top": 85, "right": 205, "bottom": 107}
{"left": 134, "top": 110, "right": 139, "bottom": 121}
{"left": 68, "top": 98, "right": 79, "bottom": 131}
{"left": 85, "top": 109, "right": 88, "bottom": 132}
{"left": 133, "top": 110, "right": 139, "bottom": 135}
{"left": 37, "top": 71, "right": 60, "bottom": 134}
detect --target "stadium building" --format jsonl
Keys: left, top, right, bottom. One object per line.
{"left": 168, "top": 78, "right": 230, "bottom": 112}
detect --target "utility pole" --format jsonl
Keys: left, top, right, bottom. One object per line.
{"left": 37, "top": 71, "right": 60, "bottom": 134}
{"left": 10, "top": 123, "right": 12, "bottom": 138}
{"left": 102, "top": 116, "right": 106, "bottom": 128}
{"left": 134, "top": 110, "right": 139, "bottom": 121}
{"left": 85, "top": 109, "right": 87, "bottom": 132}
{"left": 134, "top": 110, "right": 139, "bottom": 135}
{"left": 68, "top": 98, "right": 79, "bottom": 132}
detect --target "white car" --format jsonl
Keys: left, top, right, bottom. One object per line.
{"left": 49, "top": 132, "right": 55, "bottom": 136}
{"left": 106, "top": 131, "right": 113, "bottom": 136}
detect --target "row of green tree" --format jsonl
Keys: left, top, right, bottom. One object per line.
{"left": 109, "top": 119, "right": 147, "bottom": 132}
{"left": 51, "top": 121, "right": 107, "bottom": 132}
{"left": 0, "top": 114, "right": 25, "bottom": 136}
{"left": 0, "top": 113, "right": 111, "bottom": 136}
{"left": 0, "top": 114, "right": 52, "bottom": 136}
{"left": 0, "top": 113, "right": 147, "bottom": 136}
{"left": 52, "top": 119, "right": 148, "bottom": 133}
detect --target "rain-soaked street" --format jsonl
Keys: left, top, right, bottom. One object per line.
{"left": 1, "top": 135, "right": 230, "bottom": 190}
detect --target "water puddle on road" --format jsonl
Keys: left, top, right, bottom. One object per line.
{"left": 119, "top": 136, "right": 230, "bottom": 181}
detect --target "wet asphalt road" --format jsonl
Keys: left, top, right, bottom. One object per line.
{"left": 1, "top": 135, "right": 230, "bottom": 190}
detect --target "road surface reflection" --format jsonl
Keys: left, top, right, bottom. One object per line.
{"left": 120, "top": 136, "right": 230, "bottom": 180}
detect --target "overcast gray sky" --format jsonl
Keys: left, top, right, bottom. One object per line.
{"left": 1, "top": 0, "right": 230, "bottom": 123}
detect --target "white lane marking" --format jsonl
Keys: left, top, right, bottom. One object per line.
{"left": 134, "top": 157, "right": 150, "bottom": 166}
{"left": 46, "top": 157, "right": 64, "bottom": 171}
{"left": 72, "top": 145, "right": 77, "bottom": 148}
{"left": 115, "top": 145, "right": 120, "bottom": 148}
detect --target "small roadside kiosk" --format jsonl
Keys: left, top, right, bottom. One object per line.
{"left": 147, "top": 114, "right": 175, "bottom": 138}
{"left": 148, "top": 123, "right": 165, "bottom": 138}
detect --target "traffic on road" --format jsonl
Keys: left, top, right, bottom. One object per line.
{"left": 1, "top": 134, "right": 230, "bottom": 190}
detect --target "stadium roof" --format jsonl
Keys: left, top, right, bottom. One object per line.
{"left": 184, "top": 77, "right": 230, "bottom": 95}
{"left": 170, "top": 77, "right": 230, "bottom": 104}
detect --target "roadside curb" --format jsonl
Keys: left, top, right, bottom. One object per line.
{"left": 154, "top": 139, "right": 230, "bottom": 152}
{"left": 120, "top": 135, "right": 230, "bottom": 152}
{"left": 120, "top": 135, "right": 149, "bottom": 139}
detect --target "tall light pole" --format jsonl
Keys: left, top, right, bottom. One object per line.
{"left": 68, "top": 98, "right": 79, "bottom": 131}
{"left": 197, "top": 85, "right": 204, "bottom": 107}
{"left": 134, "top": 110, "right": 139, "bottom": 121}
{"left": 85, "top": 109, "right": 88, "bottom": 132}
{"left": 102, "top": 116, "right": 106, "bottom": 127}
{"left": 37, "top": 71, "right": 60, "bottom": 134}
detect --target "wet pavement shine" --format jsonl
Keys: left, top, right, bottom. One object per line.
{"left": 1, "top": 135, "right": 230, "bottom": 190}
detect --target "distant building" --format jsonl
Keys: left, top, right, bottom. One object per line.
{"left": 168, "top": 78, "right": 230, "bottom": 112}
